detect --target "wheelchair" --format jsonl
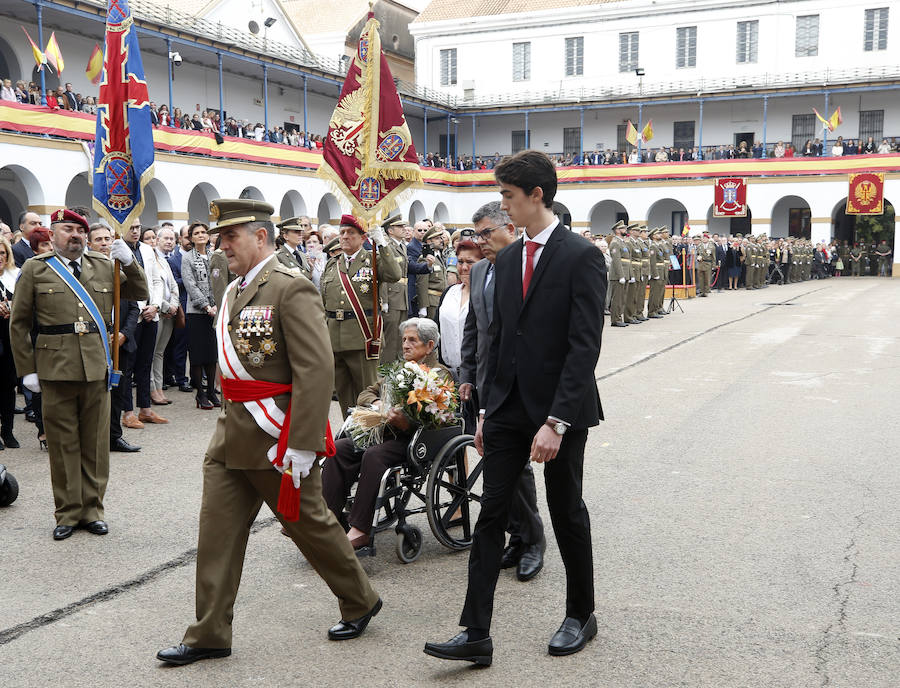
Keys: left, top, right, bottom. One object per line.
{"left": 337, "top": 423, "right": 484, "bottom": 564}
{"left": 0, "top": 464, "right": 18, "bottom": 507}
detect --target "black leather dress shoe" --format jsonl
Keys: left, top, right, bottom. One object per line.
{"left": 611, "top": 321, "right": 628, "bottom": 327}
{"left": 648, "top": 314, "right": 663, "bottom": 319}
{"left": 516, "top": 543, "right": 544, "bottom": 582}
{"left": 25, "top": 410, "right": 37, "bottom": 423}
{"left": 83, "top": 520, "right": 109, "bottom": 535}
{"left": 156, "top": 643, "right": 231, "bottom": 666}
{"left": 14, "top": 406, "right": 25, "bottom": 414}
{"left": 500, "top": 543, "right": 522, "bottom": 569}
{"left": 636, "top": 316, "right": 649, "bottom": 321}
{"left": 178, "top": 384, "right": 193, "bottom": 393}
{"left": 111, "top": 438, "right": 141, "bottom": 452}
{"left": 423, "top": 631, "right": 493, "bottom": 666}
{"left": 53, "top": 525, "right": 74, "bottom": 540}
{"left": 327, "top": 598, "right": 382, "bottom": 640}
{"left": 548, "top": 614, "right": 597, "bottom": 656}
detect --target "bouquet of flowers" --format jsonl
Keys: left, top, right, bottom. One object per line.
{"left": 340, "top": 361, "right": 458, "bottom": 449}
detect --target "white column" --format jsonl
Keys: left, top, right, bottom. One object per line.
{"left": 810, "top": 220, "right": 831, "bottom": 245}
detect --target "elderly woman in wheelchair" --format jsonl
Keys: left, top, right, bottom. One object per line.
{"left": 322, "top": 318, "right": 453, "bottom": 554}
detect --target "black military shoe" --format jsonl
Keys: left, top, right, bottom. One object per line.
{"left": 156, "top": 644, "right": 231, "bottom": 666}
{"left": 53, "top": 525, "right": 75, "bottom": 540}
{"left": 328, "top": 598, "right": 382, "bottom": 640}
{"left": 548, "top": 614, "right": 597, "bottom": 656}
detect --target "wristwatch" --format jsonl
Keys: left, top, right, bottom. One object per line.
{"left": 545, "top": 417, "right": 567, "bottom": 436}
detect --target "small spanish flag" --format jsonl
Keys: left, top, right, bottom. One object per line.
{"left": 625, "top": 120, "right": 639, "bottom": 147}
{"left": 45, "top": 32, "right": 64, "bottom": 75}
{"left": 22, "top": 27, "right": 46, "bottom": 71}
{"left": 813, "top": 106, "right": 842, "bottom": 132}
{"left": 682, "top": 222, "right": 691, "bottom": 236}
{"left": 86, "top": 44, "right": 103, "bottom": 85}
{"left": 641, "top": 119, "right": 654, "bottom": 143}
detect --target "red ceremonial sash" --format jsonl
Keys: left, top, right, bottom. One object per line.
{"left": 338, "top": 268, "right": 381, "bottom": 359}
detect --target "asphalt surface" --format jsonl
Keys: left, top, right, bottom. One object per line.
{"left": 1, "top": 276, "right": 898, "bottom": 688}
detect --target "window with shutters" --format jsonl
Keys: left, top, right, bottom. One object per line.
{"left": 795, "top": 15, "right": 819, "bottom": 57}
{"left": 512, "top": 42, "right": 531, "bottom": 82}
{"left": 676, "top": 27, "right": 697, "bottom": 68}
{"left": 619, "top": 32, "right": 639, "bottom": 72}
{"left": 512, "top": 130, "right": 531, "bottom": 154}
{"left": 859, "top": 110, "right": 884, "bottom": 142}
{"left": 736, "top": 20, "right": 758, "bottom": 63}
{"left": 564, "top": 37, "right": 584, "bottom": 77}
{"left": 673, "top": 121, "right": 695, "bottom": 150}
{"left": 439, "top": 48, "right": 457, "bottom": 86}
{"left": 864, "top": 8, "right": 889, "bottom": 51}
{"left": 791, "top": 114, "right": 816, "bottom": 151}
{"left": 563, "top": 127, "right": 582, "bottom": 156}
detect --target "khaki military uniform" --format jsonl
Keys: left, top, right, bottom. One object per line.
{"left": 209, "top": 249, "right": 235, "bottom": 307}
{"left": 275, "top": 244, "right": 311, "bottom": 280}
{"left": 624, "top": 236, "right": 642, "bottom": 321}
{"left": 638, "top": 238, "right": 651, "bottom": 316}
{"left": 647, "top": 237, "right": 666, "bottom": 315}
{"left": 379, "top": 238, "right": 409, "bottom": 364}
{"left": 608, "top": 234, "right": 630, "bottom": 324}
{"left": 415, "top": 252, "right": 446, "bottom": 321}
{"left": 10, "top": 250, "right": 148, "bottom": 526}
{"left": 696, "top": 240, "right": 715, "bottom": 295}
{"left": 321, "top": 244, "right": 401, "bottom": 416}
{"left": 183, "top": 255, "right": 379, "bottom": 649}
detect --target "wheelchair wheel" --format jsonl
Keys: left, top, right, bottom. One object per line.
{"left": 426, "top": 435, "right": 483, "bottom": 550}
{"left": 395, "top": 524, "right": 423, "bottom": 564}
{"left": 0, "top": 471, "right": 18, "bottom": 507}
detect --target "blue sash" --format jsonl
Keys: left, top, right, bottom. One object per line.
{"left": 44, "top": 255, "right": 116, "bottom": 389}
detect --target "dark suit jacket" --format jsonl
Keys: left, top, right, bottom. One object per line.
{"left": 119, "top": 297, "right": 141, "bottom": 355}
{"left": 166, "top": 250, "right": 188, "bottom": 308}
{"left": 12, "top": 238, "right": 34, "bottom": 268}
{"left": 406, "top": 238, "right": 424, "bottom": 310}
{"left": 459, "top": 258, "right": 492, "bottom": 396}
{"left": 484, "top": 224, "right": 606, "bottom": 430}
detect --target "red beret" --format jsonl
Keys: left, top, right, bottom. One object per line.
{"left": 339, "top": 214, "right": 365, "bottom": 234}
{"left": 49, "top": 208, "right": 89, "bottom": 232}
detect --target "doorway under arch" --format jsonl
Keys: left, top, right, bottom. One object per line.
{"left": 588, "top": 200, "right": 628, "bottom": 234}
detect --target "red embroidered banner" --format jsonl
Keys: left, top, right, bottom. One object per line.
{"left": 846, "top": 172, "right": 884, "bottom": 214}
{"left": 713, "top": 177, "right": 748, "bottom": 217}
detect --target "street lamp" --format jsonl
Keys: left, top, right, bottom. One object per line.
{"left": 635, "top": 67, "right": 645, "bottom": 95}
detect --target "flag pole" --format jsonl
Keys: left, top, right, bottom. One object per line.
{"left": 368, "top": 219, "right": 380, "bottom": 351}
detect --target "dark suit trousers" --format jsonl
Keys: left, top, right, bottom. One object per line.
{"left": 321, "top": 436, "right": 406, "bottom": 533}
{"left": 133, "top": 320, "right": 158, "bottom": 408}
{"left": 115, "top": 348, "right": 136, "bottom": 414}
{"left": 460, "top": 388, "right": 593, "bottom": 631}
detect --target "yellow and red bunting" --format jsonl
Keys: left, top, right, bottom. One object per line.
{"left": 641, "top": 119, "right": 654, "bottom": 143}
{"left": 846, "top": 172, "right": 884, "bottom": 215}
{"left": 625, "top": 120, "right": 639, "bottom": 147}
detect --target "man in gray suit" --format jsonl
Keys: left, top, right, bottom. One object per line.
{"left": 459, "top": 201, "right": 545, "bottom": 582}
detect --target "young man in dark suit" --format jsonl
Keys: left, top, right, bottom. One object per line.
{"left": 425, "top": 151, "right": 607, "bottom": 665}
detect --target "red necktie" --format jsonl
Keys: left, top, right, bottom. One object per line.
{"left": 522, "top": 240, "right": 539, "bottom": 298}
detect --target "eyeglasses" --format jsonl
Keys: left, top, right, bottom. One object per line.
{"left": 473, "top": 225, "right": 504, "bottom": 241}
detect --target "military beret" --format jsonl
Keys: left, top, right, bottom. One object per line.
{"left": 339, "top": 214, "right": 365, "bottom": 234}
{"left": 423, "top": 227, "right": 442, "bottom": 241}
{"left": 381, "top": 214, "right": 404, "bottom": 230}
{"left": 324, "top": 237, "right": 341, "bottom": 254}
{"left": 50, "top": 208, "right": 89, "bottom": 232}
{"left": 208, "top": 198, "right": 274, "bottom": 233}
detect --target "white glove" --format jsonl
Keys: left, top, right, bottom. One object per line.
{"left": 367, "top": 226, "right": 387, "bottom": 247}
{"left": 109, "top": 239, "right": 134, "bottom": 265}
{"left": 652, "top": 276, "right": 660, "bottom": 280}
{"left": 381, "top": 302, "right": 389, "bottom": 313}
{"left": 418, "top": 307, "right": 427, "bottom": 317}
{"left": 268, "top": 446, "right": 317, "bottom": 489}
{"left": 628, "top": 278, "right": 636, "bottom": 283}
{"left": 618, "top": 277, "right": 626, "bottom": 284}
{"left": 23, "top": 373, "right": 41, "bottom": 394}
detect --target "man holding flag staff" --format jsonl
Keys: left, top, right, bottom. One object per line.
{"left": 10, "top": 208, "right": 147, "bottom": 540}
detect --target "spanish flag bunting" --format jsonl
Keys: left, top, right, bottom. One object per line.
{"left": 85, "top": 44, "right": 103, "bottom": 85}
{"left": 22, "top": 27, "right": 47, "bottom": 71}
{"left": 45, "top": 32, "right": 64, "bottom": 75}
{"left": 625, "top": 120, "right": 639, "bottom": 147}
{"left": 641, "top": 119, "right": 654, "bottom": 143}
{"left": 813, "top": 107, "right": 842, "bottom": 132}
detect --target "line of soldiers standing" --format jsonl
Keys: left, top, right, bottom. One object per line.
{"left": 840, "top": 240, "right": 893, "bottom": 277}
{"left": 607, "top": 220, "right": 672, "bottom": 327}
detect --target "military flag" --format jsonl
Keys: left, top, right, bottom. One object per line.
{"left": 21, "top": 27, "right": 47, "bottom": 72}
{"left": 846, "top": 173, "right": 884, "bottom": 215}
{"left": 713, "top": 177, "right": 748, "bottom": 217}
{"left": 641, "top": 119, "right": 654, "bottom": 143}
{"left": 316, "top": 10, "right": 421, "bottom": 221}
{"left": 625, "top": 120, "right": 639, "bottom": 147}
{"left": 85, "top": 44, "right": 103, "bottom": 85}
{"left": 44, "top": 32, "right": 64, "bottom": 75}
{"left": 813, "top": 106, "right": 842, "bottom": 132}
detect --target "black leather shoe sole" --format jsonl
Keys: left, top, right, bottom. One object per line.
{"left": 423, "top": 640, "right": 493, "bottom": 666}
{"left": 53, "top": 525, "right": 74, "bottom": 540}
{"left": 156, "top": 645, "right": 231, "bottom": 666}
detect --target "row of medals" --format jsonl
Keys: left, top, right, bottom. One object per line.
{"left": 236, "top": 306, "right": 277, "bottom": 367}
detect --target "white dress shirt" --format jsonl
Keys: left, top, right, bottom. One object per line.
{"left": 437, "top": 283, "right": 468, "bottom": 376}
{"left": 521, "top": 218, "right": 559, "bottom": 278}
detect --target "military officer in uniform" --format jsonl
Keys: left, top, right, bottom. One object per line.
{"left": 379, "top": 215, "right": 410, "bottom": 364}
{"left": 321, "top": 214, "right": 400, "bottom": 417}
{"left": 157, "top": 199, "right": 381, "bottom": 666}
{"left": 696, "top": 232, "right": 716, "bottom": 296}
{"left": 875, "top": 240, "right": 891, "bottom": 277}
{"left": 638, "top": 225, "right": 651, "bottom": 317}
{"left": 607, "top": 220, "right": 630, "bottom": 327}
{"left": 849, "top": 243, "right": 862, "bottom": 277}
{"left": 624, "top": 222, "right": 643, "bottom": 324}
{"left": 10, "top": 208, "right": 148, "bottom": 540}
{"left": 415, "top": 227, "right": 447, "bottom": 321}
{"left": 208, "top": 244, "right": 235, "bottom": 308}
{"left": 275, "top": 216, "right": 312, "bottom": 277}
{"left": 646, "top": 228, "right": 665, "bottom": 318}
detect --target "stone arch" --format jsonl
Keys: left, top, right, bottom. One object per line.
{"left": 64, "top": 172, "right": 93, "bottom": 214}
{"left": 0, "top": 34, "right": 21, "bottom": 83}
{"left": 143, "top": 178, "right": 172, "bottom": 227}
{"left": 279, "top": 190, "right": 307, "bottom": 221}
{"left": 552, "top": 201, "right": 571, "bottom": 229}
{"left": 408, "top": 200, "right": 426, "bottom": 225}
{"left": 239, "top": 186, "right": 265, "bottom": 201}
{"left": 770, "top": 195, "right": 810, "bottom": 239}
{"left": 317, "top": 193, "right": 341, "bottom": 226}
{"left": 0, "top": 164, "right": 44, "bottom": 226}
{"left": 588, "top": 200, "right": 629, "bottom": 234}
{"left": 187, "top": 182, "right": 219, "bottom": 225}
{"left": 832, "top": 196, "right": 895, "bottom": 248}
{"left": 705, "top": 204, "right": 753, "bottom": 238}
{"left": 647, "top": 198, "right": 689, "bottom": 234}
{"left": 433, "top": 202, "right": 449, "bottom": 223}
